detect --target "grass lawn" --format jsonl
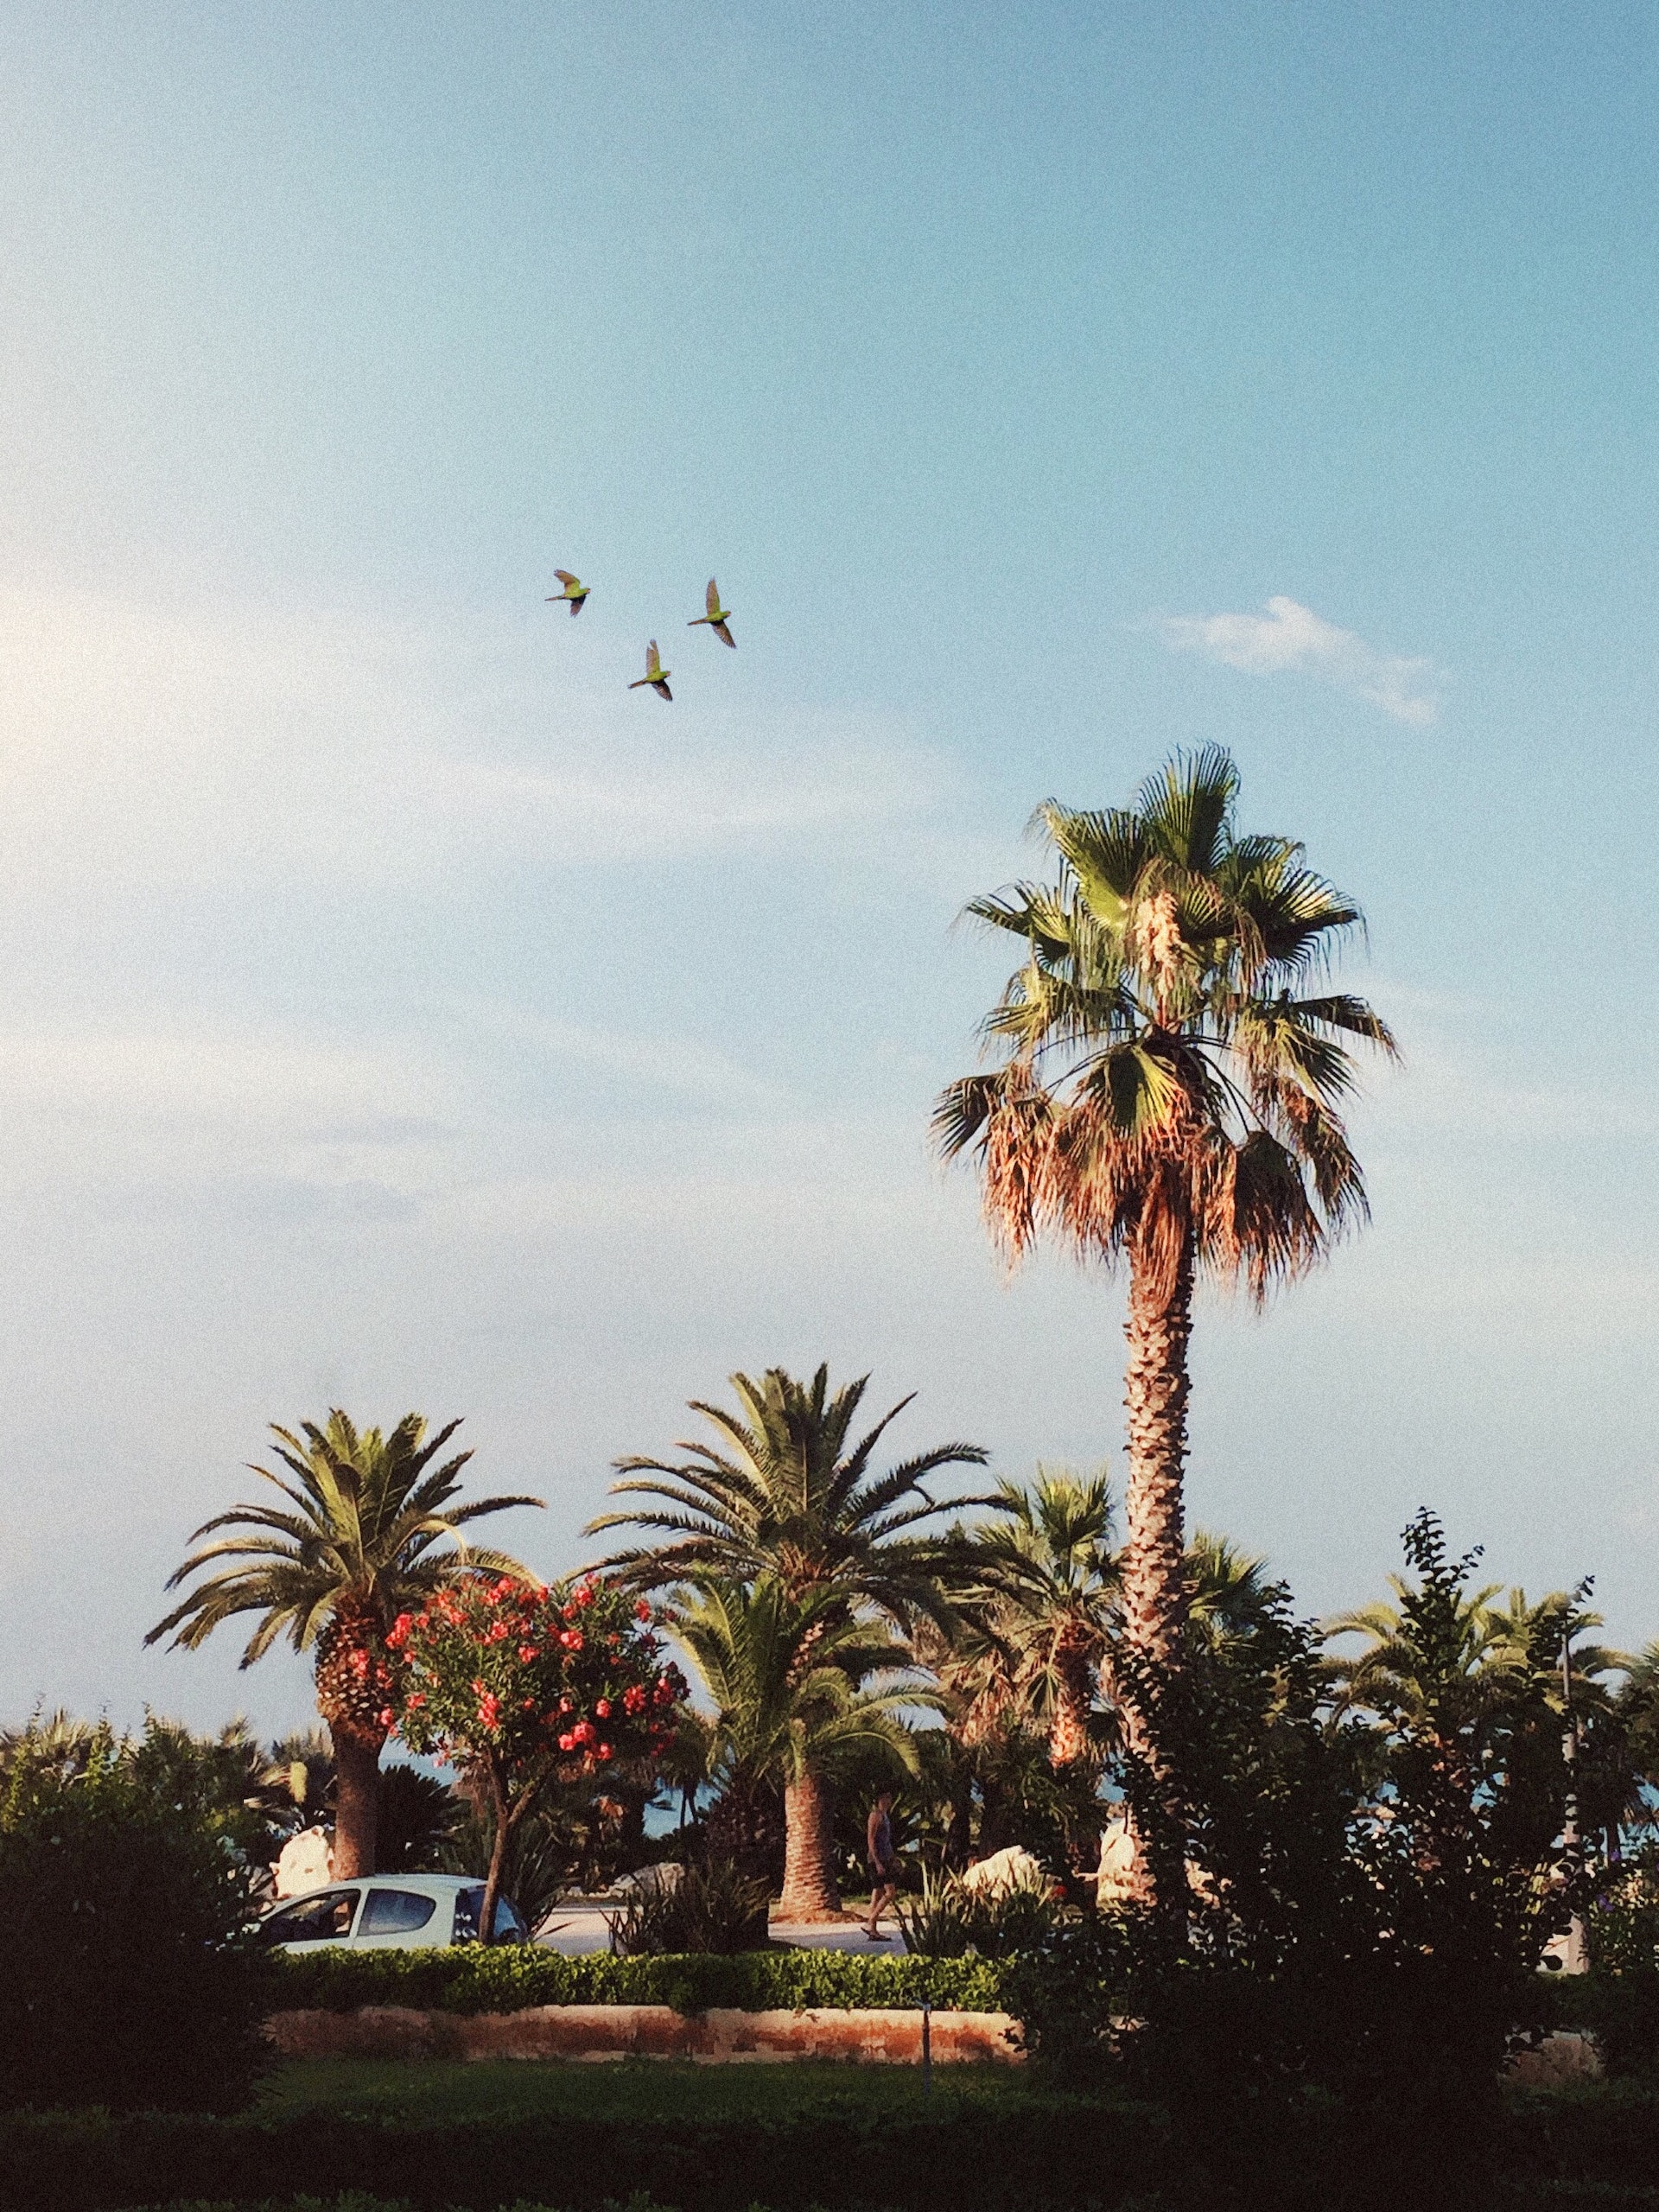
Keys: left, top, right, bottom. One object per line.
{"left": 256, "top": 2056, "right": 1062, "bottom": 2126}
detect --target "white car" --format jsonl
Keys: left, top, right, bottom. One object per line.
{"left": 256, "top": 1872, "right": 530, "bottom": 1951}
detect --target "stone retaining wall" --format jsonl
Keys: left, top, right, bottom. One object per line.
{"left": 270, "top": 2004, "right": 1021, "bottom": 2065}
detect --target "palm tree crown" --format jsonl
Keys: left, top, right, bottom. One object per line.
{"left": 588, "top": 1363, "right": 991, "bottom": 1627}
{"left": 934, "top": 745, "right": 1395, "bottom": 1302}
{"left": 149, "top": 1410, "right": 542, "bottom": 1665}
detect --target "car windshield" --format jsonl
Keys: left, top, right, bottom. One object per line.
{"left": 258, "top": 1887, "right": 361, "bottom": 1945}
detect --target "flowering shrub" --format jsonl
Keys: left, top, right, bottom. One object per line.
{"left": 390, "top": 1574, "right": 686, "bottom": 1936}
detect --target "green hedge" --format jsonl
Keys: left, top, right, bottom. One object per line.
{"left": 0, "top": 2100, "right": 1160, "bottom": 2212}
{"left": 270, "top": 1947, "right": 1011, "bottom": 2018}
{"left": 17, "top": 2090, "right": 1659, "bottom": 2212}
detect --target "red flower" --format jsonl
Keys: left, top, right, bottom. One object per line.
{"left": 623, "top": 1685, "right": 647, "bottom": 1715}
{"left": 634, "top": 1600, "right": 652, "bottom": 1623}
{"left": 597, "top": 1743, "right": 613, "bottom": 1761}
{"left": 558, "top": 1732, "right": 575, "bottom": 1752}
{"left": 595, "top": 1699, "right": 611, "bottom": 1719}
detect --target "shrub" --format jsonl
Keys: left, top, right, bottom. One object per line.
{"left": 897, "top": 1864, "right": 1063, "bottom": 1961}
{"left": 270, "top": 1942, "right": 1009, "bottom": 2016}
{"left": 0, "top": 2100, "right": 1166, "bottom": 2212}
{"left": 0, "top": 1720, "right": 270, "bottom": 2113}
{"left": 605, "top": 1861, "right": 771, "bottom": 1956}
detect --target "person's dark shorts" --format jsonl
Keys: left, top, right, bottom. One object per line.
{"left": 869, "top": 1860, "right": 895, "bottom": 1885}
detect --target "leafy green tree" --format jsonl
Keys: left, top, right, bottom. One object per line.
{"left": 147, "top": 1409, "right": 542, "bottom": 1878}
{"left": 935, "top": 748, "right": 1393, "bottom": 1901}
{"left": 1325, "top": 1510, "right": 1616, "bottom": 1894}
{"left": 588, "top": 1363, "right": 990, "bottom": 1630}
{"left": 0, "top": 1719, "right": 270, "bottom": 2111}
{"left": 669, "top": 1575, "right": 926, "bottom": 1921}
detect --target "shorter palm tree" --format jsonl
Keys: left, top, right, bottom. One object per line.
{"left": 669, "top": 1575, "right": 927, "bottom": 1922}
{"left": 147, "top": 1410, "right": 542, "bottom": 1878}
{"left": 957, "top": 1470, "right": 1118, "bottom": 1770}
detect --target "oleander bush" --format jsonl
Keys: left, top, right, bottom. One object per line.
{"left": 270, "top": 1942, "right": 1009, "bottom": 2015}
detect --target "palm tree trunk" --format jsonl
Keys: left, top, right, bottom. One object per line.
{"left": 1114, "top": 1224, "right": 1195, "bottom": 1908}
{"left": 1049, "top": 1633, "right": 1097, "bottom": 1769}
{"left": 332, "top": 1726, "right": 383, "bottom": 1878}
{"left": 778, "top": 1765, "right": 841, "bottom": 1921}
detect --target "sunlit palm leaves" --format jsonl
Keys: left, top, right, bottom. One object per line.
{"left": 587, "top": 1363, "right": 990, "bottom": 1630}
{"left": 934, "top": 744, "right": 1395, "bottom": 1304}
{"left": 148, "top": 1410, "right": 543, "bottom": 1665}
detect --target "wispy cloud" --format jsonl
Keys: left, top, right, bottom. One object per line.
{"left": 1156, "top": 595, "right": 1440, "bottom": 724}
{"left": 0, "top": 584, "right": 945, "bottom": 896}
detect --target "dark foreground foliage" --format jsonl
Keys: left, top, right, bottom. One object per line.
{"left": 0, "top": 1721, "right": 270, "bottom": 2114}
{"left": 1000, "top": 1514, "right": 1587, "bottom": 2208}
{"left": 10, "top": 2083, "right": 1659, "bottom": 2212}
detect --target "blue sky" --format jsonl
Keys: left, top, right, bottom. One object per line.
{"left": 2, "top": 3, "right": 1656, "bottom": 1735}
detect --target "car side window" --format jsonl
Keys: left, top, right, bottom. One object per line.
{"left": 260, "top": 1887, "right": 361, "bottom": 1945}
{"left": 493, "top": 1897, "right": 527, "bottom": 1943}
{"left": 359, "top": 1887, "right": 438, "bottom": 1937}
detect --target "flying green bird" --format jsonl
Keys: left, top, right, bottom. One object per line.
{"left": 688, "top": 577, "right": 735, "bottom": 648}
{"left": 628, "top": 641, "right": 672, "bottom": 701}
{"left": 546, "top": 570, "right": 589, "bottom": 615}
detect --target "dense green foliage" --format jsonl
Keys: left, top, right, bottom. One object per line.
{"left": 0, "top": 1721, "right": 270, "bottom": 2113}
{"left": 270, "top": 1942, "right": 1009, "bottom": 2015}
{"left": 16, "top": 2075, "right": 1659, "bottom": 2211}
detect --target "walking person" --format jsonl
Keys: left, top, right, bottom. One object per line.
{"left": 864, "top": 1789, "right": 899, "bottom": 1940}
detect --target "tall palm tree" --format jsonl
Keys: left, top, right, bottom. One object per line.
{"left": 670, "top": 1575, "right": 926, "bottom": 1921}
{"left": 934, "top": 747, "right": 1393, "bottom": 1898}
{"left": 588, "top": 1363, "right": 990, "bottom": 1630}
{"left": 147, "top": 1410, "right": 543, "bottom": 1878}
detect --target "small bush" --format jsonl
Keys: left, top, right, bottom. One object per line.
{"left": 270, "top": 1942, "right": 1009, "bottom": 2016}
{"left": 897, "top": 1865, "right": 1063, "bottom": 1961}
{"left": 0, "top": 1720, "right": 270, "bottom": 2113}
{"left": 605, "top": 1862, "right": 771, "bottom": 1956}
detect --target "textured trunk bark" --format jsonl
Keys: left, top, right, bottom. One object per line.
{"left": 778, "top": 1765, "right": 841, "bottom": 1921}
{"left": 1115, "top": 1223, "right": 1196, "bottom": 1910}
{"left": 1048, "top": 1633, "right": 1097, "bottom": 1770}
{"left": 331, "top": 1728, "right": 383, "bottom": 1878}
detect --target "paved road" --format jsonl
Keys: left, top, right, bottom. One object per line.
{"left": 535, "top": 1900, "right": 905, "bottom": 1956}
